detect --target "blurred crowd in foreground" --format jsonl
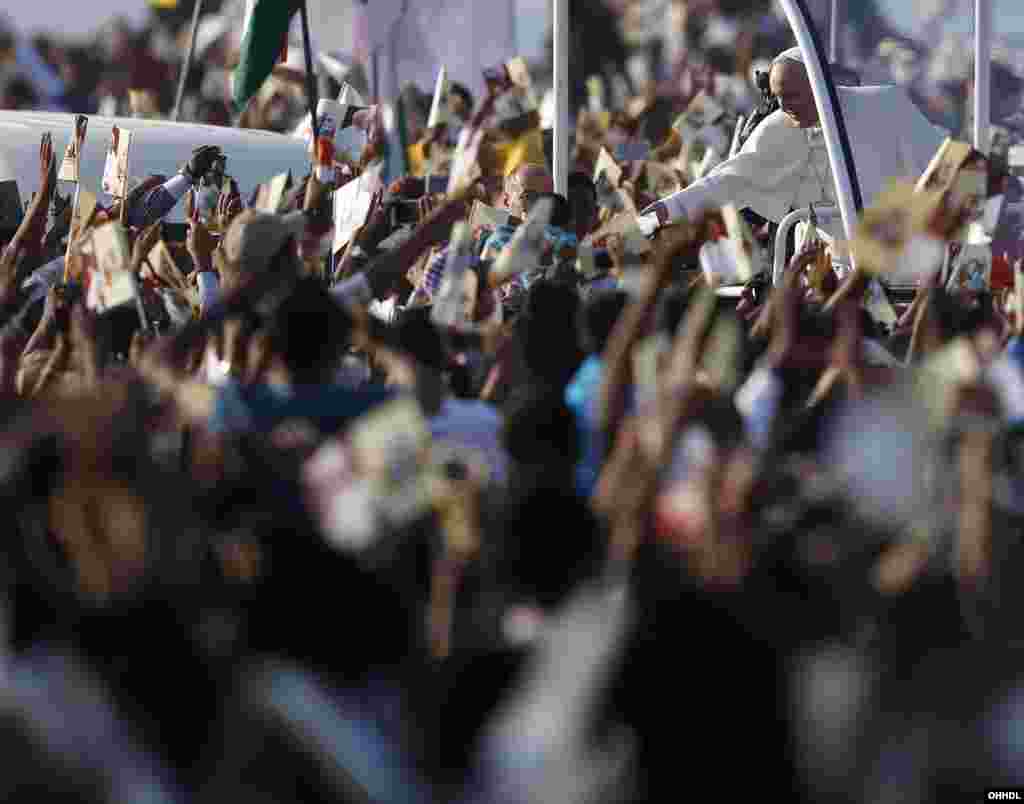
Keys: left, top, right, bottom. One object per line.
{"left": 1, "top": 1, "right": 1024, "bottom": 803}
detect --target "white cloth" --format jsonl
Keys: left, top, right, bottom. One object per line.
{"left": 652, "top": 84, "right": 946, "bottom": 225}
{"left": 660, "top": 110, "right": 834, "bottom": 224}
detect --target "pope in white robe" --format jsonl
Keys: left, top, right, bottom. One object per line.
{"left": 639, "top": 47, "right": 946, "bottom": 236}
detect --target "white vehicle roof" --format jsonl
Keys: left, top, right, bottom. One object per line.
{"left": 0, "top": 111, "right": 311, "bottom": 223}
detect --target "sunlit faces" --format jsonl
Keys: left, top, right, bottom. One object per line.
{"left": 769, "top": 59, "right": 819, "bottom": 129}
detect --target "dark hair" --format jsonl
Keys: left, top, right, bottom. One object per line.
{"left": 567, "top": 171, "right": 597, "bottom": 204}
{"left": 520, "top": 278, "right": 584, "bottom": 388}
{"left": 534, "top": 192, "right": 573, "bottom": 230}
{"left": 266, "top": 279, "right": 354, "bottom": 384}
{"left": 502, "top": 389, "right": 579, "bottom": 470}
{"left": 392, "top": 305, "right": 446, "bottom": 373}
{"left": 567, "top": 171, "right": 598, "bottom": 233}
{"left": 491, "top": 484, "right": 603, "bottom": 609}
{"left": 3, "top": 76, "right": 39, "bottom": 107}
{"left": 448, "top": 81, "right": 473, "bottom": 111}
{"left": 578, "top": 289, "right": 629, "bottom": 354}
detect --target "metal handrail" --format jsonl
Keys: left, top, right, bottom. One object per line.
{"left": 771, "top": 205, "right": 840, "bottom": 285}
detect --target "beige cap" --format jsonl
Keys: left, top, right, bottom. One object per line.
{"left": 221, "top": 209, "right": 307, "bottom": 274}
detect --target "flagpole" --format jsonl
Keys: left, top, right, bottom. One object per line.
{"left": 829, "top": 0, "right": 839, "bottom": 63}
{"left": 973, "top": 0, "right": 991, "bottom": 155}
{"left": 372, "top": 45, "right": 380, "bottom": 105}
{"left": 552, "top": 0, "right": 569, "bottom": 195}
{"left": 172, "top": 0, "right": 204, "bottom": 122}
{"left": 299, "top": 0, "right": 321, "bottom": 142}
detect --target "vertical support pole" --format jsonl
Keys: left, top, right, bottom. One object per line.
{"left": 552, "top": 0, "right": 569, "bottom": 195}
{"left": 974, "top": 0, "right": 992, "bottom": 154}
{"left": 299, "top": 0, "right": 321, "bottom": 142}
{"left": 172, "top": 0, "right": 204, "bottom": 122}
{"left": 372, "top": 46, "right": 380, "bottom": 105}
{"left": 829, "top": 0, "right": 839, "bottom": 63}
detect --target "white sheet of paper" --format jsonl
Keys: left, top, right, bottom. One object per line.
{"left": 431, "top": 222, "right": 473, "bottom": 328}
{"left": 101, "top": 126, "right": 132, "bottom": 198}
{"left": 86, "top": 222, "right": 134, "bottom": 312}
{"left": 470, "top": 201, "right": 514, "bottom": 230}
{"left": 58, "top": 115, "right": 88, "bottom": 183}
{"left": 427, "top": 66, "right": 449, "bottom": 129}
{"left": 338, "top": 82, "right": 366, "bottom": 107}
{"left": 332, "top": 164, "right": 382, "bottom": 253}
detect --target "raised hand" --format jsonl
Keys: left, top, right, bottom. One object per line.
{"left": 39, "top": 132, "right": 55, "bottom": 189}
{"left": 217, "top": 177, "right": 243, "bottom": 229}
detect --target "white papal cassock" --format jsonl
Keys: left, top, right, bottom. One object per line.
{"left": 655, "top": 84, "right": 947, "bottom": 225}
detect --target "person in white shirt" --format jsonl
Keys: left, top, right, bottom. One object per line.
{"left": 638, "top": 47, "right": 946, "bottom": 236}
{"left": 639, "top": 47, "right": 834, "bottom": 232}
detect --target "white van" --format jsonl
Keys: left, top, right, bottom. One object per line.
{"left": 0, "top": 111, "right": 312, "bottom": 223}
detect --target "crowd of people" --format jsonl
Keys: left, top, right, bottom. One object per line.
{"left": 1, "top": 1, "right": 1024, "bottom": 803}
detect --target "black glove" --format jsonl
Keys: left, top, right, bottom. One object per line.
{"left": 180, "top": 145, "right": 223, "bottom": 184}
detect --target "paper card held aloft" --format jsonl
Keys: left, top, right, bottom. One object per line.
{"left": 852, "top": 182, "right": 938, "bottom": 275}
{"left": 337, "top": 82, "right": 366, "bottom": 107}
{"left": 469, "top": 201, "right": 518, "bottom": 232}
{"left": 431, "top": 222, "right": 474, "bottom": 329}
{"left": 427, "top": 66, "right": 449, "bottom": 130}
{"left": 255, "top": 171, "right": 292, "bottom": 214}
{"left": 0, "top": 180, "right": 22, "bottom": 230}
{"left": 332, "top": 164, "right": 382, "bottom": 253}
{"left": 70, "top": 188, "right": 98, "bottom": 241}
{"left": 58, "top": 115, "right": 88, "bottom": 183}
{"left": 86, "top": 222, "right": 135, "bottom": 312}
{"left": 101, "top": 126, "right": 133, "bottom": 198}
{"left": 915, "top": 138, "right": 988, "bottom": 234}
{"left": 348, "top": 397, "right": 432, "bottom": 528}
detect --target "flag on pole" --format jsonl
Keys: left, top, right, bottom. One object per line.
{"left": 232, "top": 0, "right": 303, "bottom": 112}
